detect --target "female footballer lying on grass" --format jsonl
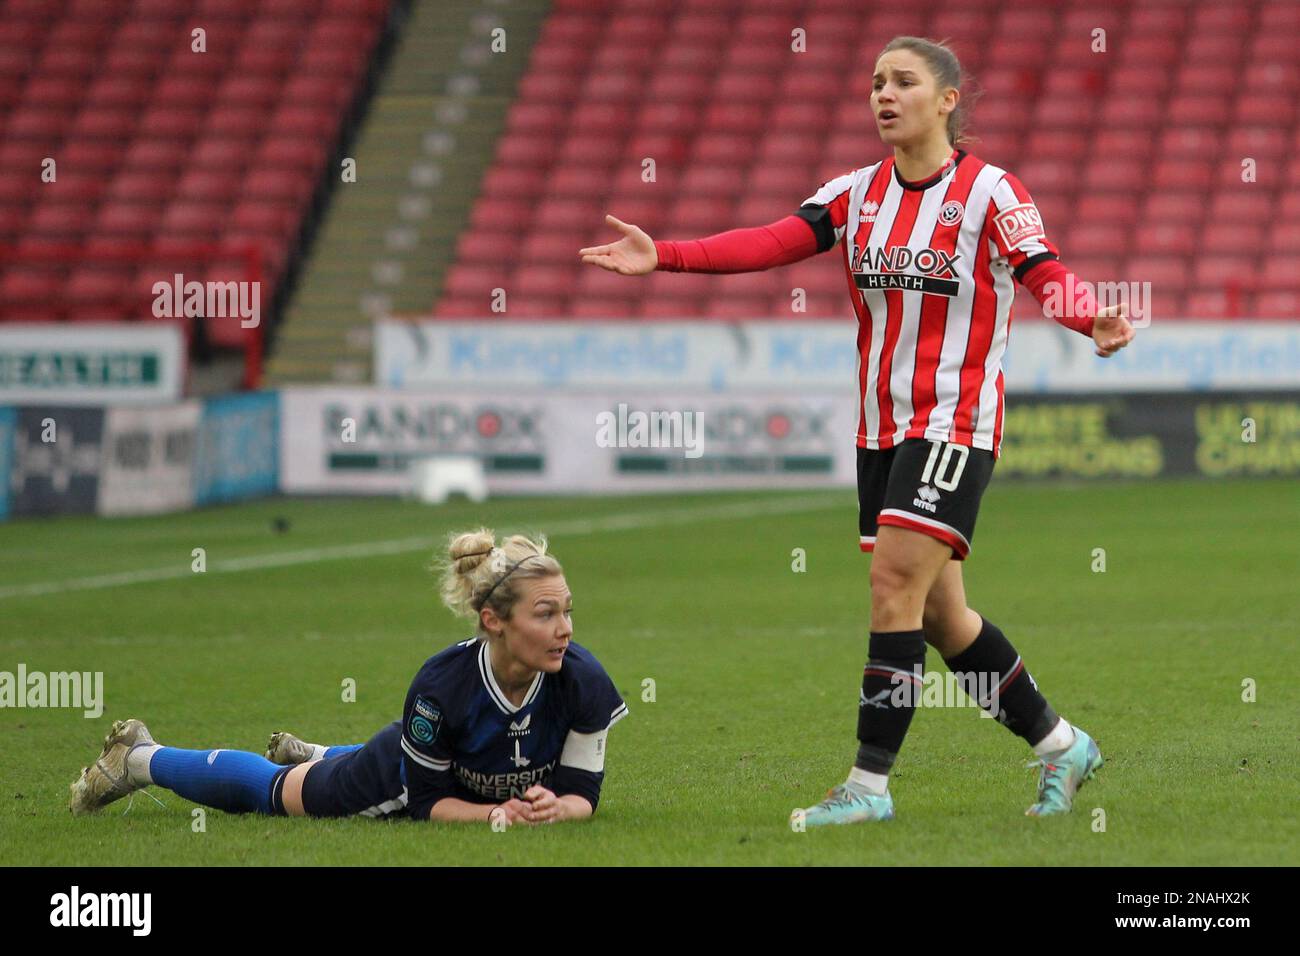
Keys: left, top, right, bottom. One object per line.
{"left": 580, "top": 37, "right": 1134, "bottom": 824}
{"left": 69, "top": 530, "right": 627, "bottom": 826}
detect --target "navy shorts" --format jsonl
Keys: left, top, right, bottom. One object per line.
{"left": 299, "top": 720, "right": 409, "bottom": 819}
{"left": 857, "top": 438, "right": 995, "bottom": 560}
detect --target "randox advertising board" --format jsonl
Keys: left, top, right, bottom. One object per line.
{"left": 281, "top": 387, "right": 1300, "bottom": 496}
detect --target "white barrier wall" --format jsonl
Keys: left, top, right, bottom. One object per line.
{"left": 375, "top": 319, "right": 1300, "bottom": 393}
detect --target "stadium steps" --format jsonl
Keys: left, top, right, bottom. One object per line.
{"left": 266, "top": 0, "right": 552, "bottom": 385}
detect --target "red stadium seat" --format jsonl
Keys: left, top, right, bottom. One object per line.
{"left": 1153, "top": 160, "right": 1213, "bottom": 191}
{"left": 1125, "top": 256, "right": 1190, "bottom": 289}
{"left": 1098, "top": 99, "right": 1162, "bottom": 128}
{"left": 1025, "top": 130, "right": 1087, "bottom": 161}
{"left": 95, "top": 203, "right": 157, "bottom": 241}
{"left": 161, "top": 201, "right": 225, "bottom": 240}
{"left": 514, "top": 266, "right": 579, "bottom": 299}
{"left": 1258, "top": 256, "right": 1300, "bottom": 291}
{"left": 241, "top": 169, "right": 315, "bottom": 206}
{"left": 255, "top": 137, "right": 326, "bottom": 173}
{"left": 59, "top": 139, "right": 126, "bottom": 175}
{"left": 1083, "top": 160, "right": 1144, "bottom": 193}
{"left": 1251, "top": 292, "right": 1300, "bottom": 318}
{"left": 1117, "top": 35, "right": 1180, "bottom": 66}
{"left": 1065, "top": 258, "right": 1122, "bottom": 285}
{"left": 1090, "top": 129, "right": 1154, "bottom": 162}
{"left": 597, "top": 198, "right": 668, "bottom": 235}
{"left": 1141, "top": 193, "right": 1203, "bottom": 225}
{"left": 5, "top": 106, "right": 74, "bottom": 140}
{"left": 638, "top": 295, "right": 706, "bottom": 318}
{"left": 1185, "top": 36, "right": 1247, "bottom": 65}
{"left": 106, "top": 170, "right": 173, "bottom": 204}
{"left": 1185, "top": 289, "right": 1243, "bottom": 320}
{"left": 1067, "top": 225, "right": 1128, "bottom": 258}
{"left": 1134, "top": 223, "right": 1197, "bottom": 257}
{"left": 666, "top": 197, "right": 736, "bottom": 235}
{"left": 1158, "top": 127, "right": 1220, "bottom": 160}
{"left": 575, "top": 263, "right": 643, "bottom": 299}
{"left": 117, "top": 137, "right": 187, "bottom": 173}
{"left": 1192, "top": 256, "right": 1257, "bottom": 291}
{"left": 1015, "top": 160, "right": 1079, "bottom": 195}
{"left": 1076, "top": 195, "right": 1138, "bottom": 228}
{"left": 270, "top": 106, "right": 339, "bottom": 138}
{"left": 1129, "top": 5, "right": 1188, "bottom": 33}
{"left": 1268, "top": 224, "right": 1300, "bottom": 254}
{"left": 139, "top": 108, "right": 205, "bottom": 140}
{"left": 69, "top": 107, "right": 137, "bottom": 140}
{"left": 207, "top": 108, "right": 265, "bottom": 140}
{"left": 1206, "top": 191, "right": 1273, "bottom": 224}
{"left": 1173, "top": 64, "right": 1233, "bottom": 96}
{"left": 534, "top": 199, "right": 602, "bottom": 232}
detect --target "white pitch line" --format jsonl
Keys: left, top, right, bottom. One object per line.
{"left": 0, "top": 494, "right": 845, "bottom": 601}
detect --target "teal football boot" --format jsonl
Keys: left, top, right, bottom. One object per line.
{"left": 1025, "top": 725, "right": 1103, "bottom": 817}
{"left": 794, "top": 784, "right": 895, "bottom": 827}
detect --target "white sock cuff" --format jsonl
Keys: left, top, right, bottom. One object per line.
{"left": 126, "top": 743, "right": 162, "bottom": 786}
{"left": 1033, "top": 718, "right": 1076, "bottom": 758}
{"left": 847, "top": 766, "right": 890, "bottom": 795}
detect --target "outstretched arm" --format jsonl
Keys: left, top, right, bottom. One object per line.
{"left": 579, "top": 212, "right": 820, "bottom": 275}
{"left": 1018, "top": 257, "right": 1135, "bottom": 358}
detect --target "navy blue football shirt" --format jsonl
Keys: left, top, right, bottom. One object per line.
{"left": 400, "top": 638, "right": 627, "bottom": 820}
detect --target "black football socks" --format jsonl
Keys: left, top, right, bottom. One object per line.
{"left": 941, "top": 615, "right": 1060, "bottom": 747}
{"left": 854, "top": 629, "right": 927, "bottom": 778}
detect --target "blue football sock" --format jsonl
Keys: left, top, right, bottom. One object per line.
{"left": 324, "top": 744, "right": 365, "bottom": 759}
{"left": 149, "top": 747, "right": 283, "bottom": 815}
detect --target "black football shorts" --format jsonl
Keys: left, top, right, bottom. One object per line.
{"left": 857, "top": 438, "right": 995, "bottom": 560}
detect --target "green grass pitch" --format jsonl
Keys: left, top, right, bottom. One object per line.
{"left": 1, "top": 478, "right": 1296, "bottom": 866}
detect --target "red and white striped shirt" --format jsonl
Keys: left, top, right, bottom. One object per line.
{"left": 799, "top": 149, "right": 1058, "bottom": 458}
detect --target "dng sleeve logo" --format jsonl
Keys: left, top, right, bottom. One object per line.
{"left": 993, "top": 203, "right": 1046, "bottom": 251}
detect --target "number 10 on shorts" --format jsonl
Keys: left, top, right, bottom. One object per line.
{"left": 920, "top": 440, "right": 969, "bottom": 491}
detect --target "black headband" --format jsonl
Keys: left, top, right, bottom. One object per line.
{"left": 479, "top": 553, "right": 542, "bottom": 609}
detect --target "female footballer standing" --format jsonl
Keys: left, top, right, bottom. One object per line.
{"left": 580, "top": 36, "right": 1133, "bottom": 824}
{"left": 70, "top": 530, "right": 628, "bottom": 826}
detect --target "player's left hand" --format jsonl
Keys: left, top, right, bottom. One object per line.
{"left": 522, "top": 785, "right": 564, "bottom": 824}
{"left": 1092, "top": 303, "right": 1135, "bottom": 358}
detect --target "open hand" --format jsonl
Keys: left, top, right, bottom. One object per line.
{"left": 578, "top": 215, "right": 657, "bottom": 275}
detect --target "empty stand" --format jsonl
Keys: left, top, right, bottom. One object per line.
{"left": 0, "top": 0, "right": 396, "bottom": 381}
{"left": 436, "top": 0, "right": 1300, "bottom": 322}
